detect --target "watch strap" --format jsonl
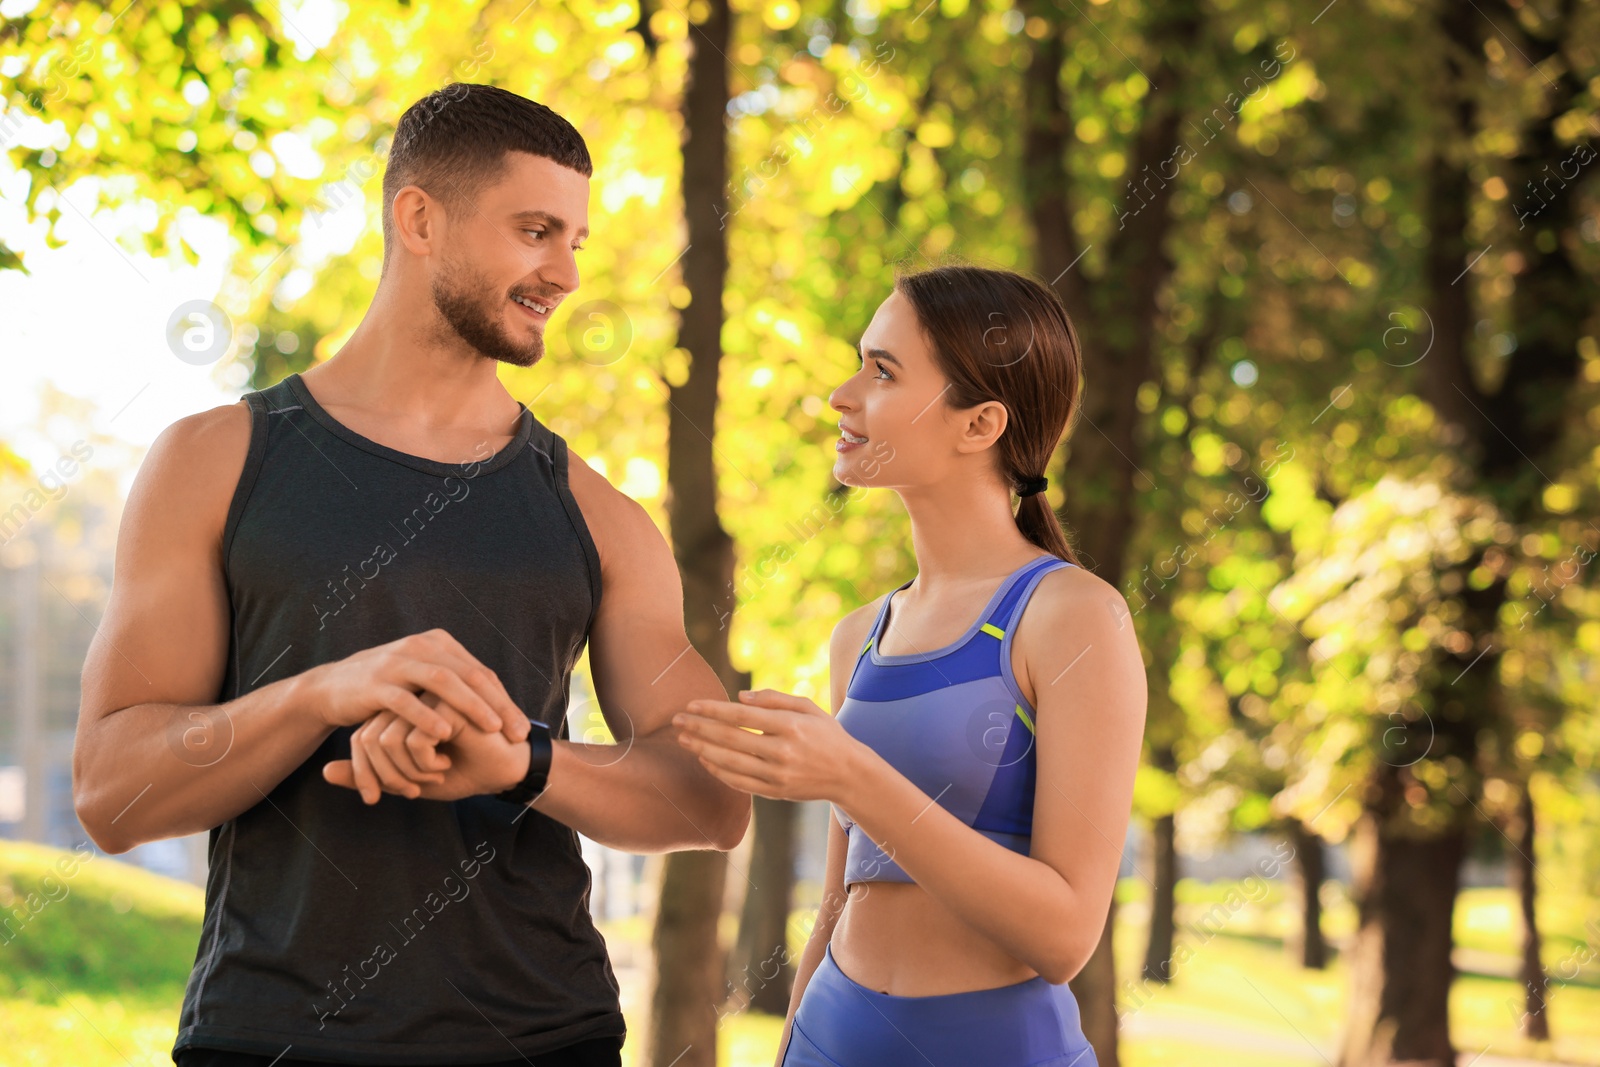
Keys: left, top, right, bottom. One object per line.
{"left": 495, "top": 720, "right": 554, "bottom": 806}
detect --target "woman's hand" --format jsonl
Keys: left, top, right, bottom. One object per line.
{"left": 672, "top": 688, "right": 866, "bottom": 805}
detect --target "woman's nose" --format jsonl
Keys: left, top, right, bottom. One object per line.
{"left": 829, "top": 380, "right": 855, "bottom": 413}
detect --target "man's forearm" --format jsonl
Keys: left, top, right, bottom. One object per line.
{"left": 530, "top": 729, "right": 749, "bottom": 852}
{"left": 74, "top": 670, "right": 333, "bottom": 854}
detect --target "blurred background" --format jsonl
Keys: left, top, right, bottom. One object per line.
{"left": 3, "top": 0, "right": 1600, "bottom": 1065}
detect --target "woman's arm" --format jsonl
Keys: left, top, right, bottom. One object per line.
{"left": 831, "top": 569, "right": 1147, "bottom": 982}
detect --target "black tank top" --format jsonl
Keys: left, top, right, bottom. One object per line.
{"left": 174, "top": 372, "right": 625, "bottom": 1063}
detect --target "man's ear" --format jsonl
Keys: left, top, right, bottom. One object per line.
{"left": 392, "top": 185, "right": 439, "bottom": 258}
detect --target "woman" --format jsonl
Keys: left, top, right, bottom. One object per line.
{"left": 675, "top": 264, "right": 1146, "bottom": 1067}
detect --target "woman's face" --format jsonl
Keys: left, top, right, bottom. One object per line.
{"left": 830, "top": 288, "right": 983, "bottom": 490}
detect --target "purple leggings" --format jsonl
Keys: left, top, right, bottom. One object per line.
{"left": 780, "top": 942, "right": 1098, "bottom": 1067}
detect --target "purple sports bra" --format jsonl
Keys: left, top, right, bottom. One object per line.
{"left": 830, "top": 554, "right": 1075, "bottom": 885}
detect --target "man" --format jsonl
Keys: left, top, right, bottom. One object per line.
{"left": 73, "top": 82, "right": 749, "bottom": 1067}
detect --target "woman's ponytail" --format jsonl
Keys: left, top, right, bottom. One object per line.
{"left": 896, "top": 262, "right": 1088, "bottom": 569}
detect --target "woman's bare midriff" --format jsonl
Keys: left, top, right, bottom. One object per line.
{"left": 828, "top": 879, "right": 1040, "bottom": 996}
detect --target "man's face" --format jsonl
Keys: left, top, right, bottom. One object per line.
{"left": 429, "top": 151, "right": 590, "bottom": 368}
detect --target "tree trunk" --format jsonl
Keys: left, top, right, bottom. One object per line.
{"left": 725, "top": 793, "right": 797, "bottom": 1017}
{"left": 1140, "top": 746, "right": 1178, "bottom": 983}
{"left": 1286, "top": 820, "right": 1328, "bottom": 970}
{"left": 1018, "top": 2, "right": 1203, "bottom": 1060}
{"left": 1507, "top": 784, "right": 1549, "bottom": 1040}
{"left": 1337, "top": 5, "right": 1531, "bottom": 1061}
{"left": 1478, "top": 9, "right": 1588, "bottom": 1035}
{"left": 1139, "top": 814, "right": 1176, "bottom": 982}
{"left": 1072, "top": 896, "right": 1120, "bottom": 1061}
{"left": 648, "top": 851, "right": 730, "bottom": 1067}
{"left": 1338, "top": 765, "right": 1467, "bottom": 1067}
{"left": 643, "top": 2, "right": 735, "bottom": 1066}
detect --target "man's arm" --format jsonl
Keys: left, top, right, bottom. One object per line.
{"left": 523, "top": 451, "right": 750, "bottom": 853}
{"left": 74, "top": 403, "right": 524, "bottom": 853}
{"left": 74, "top": 402, "right": 328, "bottom": 853}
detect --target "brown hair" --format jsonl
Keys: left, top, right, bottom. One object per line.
{"left": 894, "top": 263, "right": 1085, "bottom": 567}
{"left": 381, "top": 83, "right": 592, "bottom": 274}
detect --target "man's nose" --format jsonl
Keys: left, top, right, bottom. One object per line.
{"left": 542, "top": 245, "right": 580, "bottom": 293}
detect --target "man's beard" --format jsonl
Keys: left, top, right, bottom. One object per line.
{"left": 430, "top": 254, "right": 543, "bottom": 368}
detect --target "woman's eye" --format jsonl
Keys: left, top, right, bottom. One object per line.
{"left": 858, "top": 356, "right": 891, "bottom": 381}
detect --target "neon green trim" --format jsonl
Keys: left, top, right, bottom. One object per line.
{"left": 979, "top": 622, "right": 1006, "bottom": 639}
{"left": 1013, "top": 703, "right": 1035, "bottom": 735}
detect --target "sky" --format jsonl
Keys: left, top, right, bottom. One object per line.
{"left": 0, "top": 103, "right": 367, "bottom": 499}
{"left": 1, "top": 179, "right": 247, "bottom": 495}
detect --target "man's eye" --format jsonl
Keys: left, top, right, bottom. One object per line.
{"left": 523, "top": 229, "right": 544, "bottom": 239}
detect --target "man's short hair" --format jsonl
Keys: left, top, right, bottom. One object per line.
{"left": 380, "top": 83, "right": 591, "bottom": 269}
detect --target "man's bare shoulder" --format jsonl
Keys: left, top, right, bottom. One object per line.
{"left": 150, "top": 399, "right": 252, "bottom": 477}
{"left": 129, "top": 399, "right": 255, "bottom": 541}
{"left": 563, "top": 445, "right": 665, "bottom": 575}
{"left": 167, "top": 398, "right": 253, "bottom": 451}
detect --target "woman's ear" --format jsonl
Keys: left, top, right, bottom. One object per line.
{"left": 953, "top": 399, "right": 1009, "bottom": 454}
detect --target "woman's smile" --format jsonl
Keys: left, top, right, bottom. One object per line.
{"left": 836, "top": 428, "right": 869, "bottom": 453}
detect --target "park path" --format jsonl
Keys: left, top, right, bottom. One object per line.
{"left": 1121, "top": 1012, "right": 1595, "bottom": 1067}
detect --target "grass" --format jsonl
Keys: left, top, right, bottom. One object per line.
{"left": 0, "top": 840, "right": 204, "bottom": 1067}
{"left": 1106, "top": 878, "right": 1600, "bottom": 1067}
{"left": 3, "top": 840, "right": 1598, "bottom": 1067}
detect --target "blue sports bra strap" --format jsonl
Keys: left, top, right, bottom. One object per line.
{"left": 859, "top": 580, "right": 909, "bottom": 657}
{"left": 984, "top": 556, "right": 1072, "bottom": 637}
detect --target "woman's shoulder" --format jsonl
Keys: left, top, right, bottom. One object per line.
{"left": 1022, "top": 558, "right": 1135, "bottom": 638}
{"left": 829, "top": 595, "right": 886, "bottom": 659}
{"left": 825, "top": 595, "right": 892, "bottom": 712}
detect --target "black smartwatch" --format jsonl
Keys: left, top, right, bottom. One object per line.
{"left": 495, "top": 721, "right": 554, "bottom": 806}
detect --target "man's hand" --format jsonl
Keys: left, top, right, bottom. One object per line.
{"left": 303, "top": 628, "right": 531, "bottom": 746}
{"left": 322, "top": 692, "right": 532, "bottom": 805}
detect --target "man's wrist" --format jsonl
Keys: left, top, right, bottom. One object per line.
{"left": 495, "top": 722, "right": 553, "bottom": 806}
{"left": 288, "top": 665, "right": 334, "bottom": 733}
